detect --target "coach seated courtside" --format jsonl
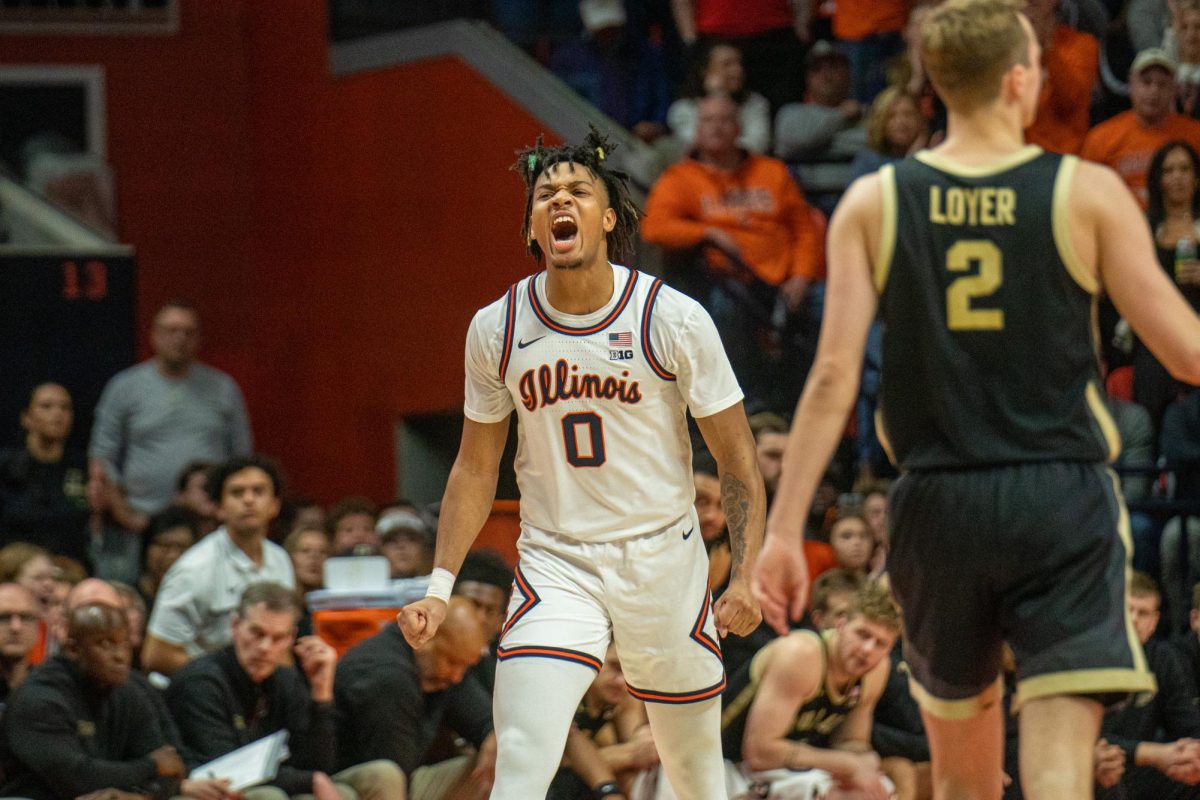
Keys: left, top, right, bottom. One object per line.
{"left": 167, "top": 582, "right": 403, "bottom": 800}
{"left": 335, "top": 595, "right": 493, "bottom": 799}
{"left": 0, "top": 604, "right": 232, "bottom": 799}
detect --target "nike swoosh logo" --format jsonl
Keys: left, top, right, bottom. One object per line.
{"left": 517, "top": 336, "right": 545, "bottom": 349}
{"left": 682, "top": 527, "right": 695, "bottom": 541}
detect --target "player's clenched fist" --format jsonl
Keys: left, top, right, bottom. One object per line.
{"left": 398, "top": 597, "right": 448, "bottom": 649}
{"left": 714, "top": 578, "right": 762, "bottom": 637}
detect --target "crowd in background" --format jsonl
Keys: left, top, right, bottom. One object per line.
{"left": 8, "top": 0, "right": 1200, "bottom": 798}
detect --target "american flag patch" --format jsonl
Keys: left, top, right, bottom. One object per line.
{"left": 608, "top": 331, "right": 632, "bottom": 347}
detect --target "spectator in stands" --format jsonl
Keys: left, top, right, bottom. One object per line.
{"left": 1158, "top": 386, "right": 1200, "bottom": 630}
{"left": 326, "top": 496, "right": 379, "bottom": 554}
{"left": 112, "top": 582, "right": 146, "bottom": 663}
{"left": 488, "top": 0, "right": 582, "bottom": 62}
{"left": 1, "top": 603, "right": 233, "bottom": 800}
{"left": 1127, "top": 0, "right": 1173, "bottom": 54}
{"left": 1175, "top": 1, "right": 1200, "bottom": 114}
{"left": 891, "top": 4, "right": 948, "bottom": 147}
{"left": 720, "top": 581, "right": 898, "bottom": 798}
{"left": 563, "top": 645, "right": 659, "bottom": 799}
{"left": 1023, "top": 0, "right": 1100, "bottom": 153}
{"left": 808, "top": 568, "right": 864, "bottom": 631}
{"left": 378, "top": 509, "right": 435, "bottom": 579}
{"left": 1081, "top": 48, "right": 1200, "bottom": 208}
{"left": 828, "top": 514, "right": 874, "bottom": 576}
{"left": 0, "top": 383, "right": 91, "bottom": 565}
{"left": 550, "top": 0, "right": 671, "bottom": 143}
{"left": 643, "top": 93, "right": 821, "bottom": 412}
{"left": 291, "top": 497, "right": 326, "bottom": 534}
{"left": 669, "top": 0, "right": 807, "bottom": 112}
{"left": 1148, "top": 139, "right": 1200, "bottom": 312}
{"left": 452, "top": 549, "right": 511, "bottom": 647}
{"left": 136, "top": 506, "right": 199, "bottom": 612}
{"left": 831, "top": 0, "right": 908, "bottom": 103}
{"left": 1100, "top": 383, "right": 1159, "bottom": 576}
{"left": 749, "top": 411, "right": 789, "bottom": 506}
{"left": 0, "top": 543, "right": 59, "bottom": 615}
{"left": 285, "top": 526, "right": 329, "bottom": 594}
{"left": 334, "top": 596, "right": 496, "bottom": 796}
{"left": 142, "top": 455, "right": 294, "bottom": 677}
{"left": 168, "top": 582, "right": 403, "bottom": 800}
{"left": 1098, "top": 572, "right": 1200, "bottom": 799}
{"left": 872, "top": 641, "right": 932, "bottom": 800}
{"left": 88, "top": 300, "right": 253, "bottom": 528}
{"left": 1174, "top": 581, "right": 1200, "bottom": 696}
{"left": 1127, "top": 141, "right": 1200, "bottom": 460}
{"left": 0, "top": 542, "right": 59, "bottom": 664}
{"left": 693, "top": 450, "right": 731, "bottom": 592}
{"left": 850, "top": 86, "right": 930, "bottom": 180}
{"left": 0, "top": 583, "right": 39, "bottom": 704}
{"left": 173, "top": 461, "right": 218, "bottom": 536}
{"left": 61, "top": 578, "right": 183, "bottom": 747}
{"left": 667, "top": 42, "right": 772, "bottom": 154}
{"left": 862, "top": 485, "right": 890, "bottom": 579}
{"left": 774, "top": 41, "right": 868, "bottom": 217}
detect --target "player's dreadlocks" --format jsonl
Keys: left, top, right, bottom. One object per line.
{"left": 513, "top": 126, "right": 641, "bottom": 264}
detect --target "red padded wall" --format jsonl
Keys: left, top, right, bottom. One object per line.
{"left": 1, "top": 2, "right": 549, "bottom": 503}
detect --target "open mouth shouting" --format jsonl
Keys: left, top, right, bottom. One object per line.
{"left": 551, "top": 214, "right": 579, "bottom": 253}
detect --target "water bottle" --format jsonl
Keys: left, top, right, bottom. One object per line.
{"left": 1176, "top": 236, "right": 1196, "bottom": 279}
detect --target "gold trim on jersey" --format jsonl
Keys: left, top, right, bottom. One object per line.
{"left": 915, "top": 145, "right": 1043, "bottom": 178}
{"left": 874, "top": 408, "right": 898, "bottom": 466}
{"left": 1013, "top": 468, "right": 1156, "bottom": 708}
{"left": 1016, "top": 669, "right": 1157, "bottom": 707}
{"left": 875, "top": 164, "right": 898, "bottom": 294}
{"left": 1052, "top": 155, "right": 1101, "bottom": 295}
{"left": 1109, "top": 466, "right": 1150, "bottom": 678}
{"left": 908, "top": 675, "right": 1003, "bottom": 720}
{"left": 719, "top": 629, "right": 826, "bottom": 730}
{"left": 1085, "top": 381, "right": 1123, "bottom": 462}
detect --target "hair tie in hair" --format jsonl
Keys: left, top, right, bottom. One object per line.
{"left": 596, "top": 146, "right": 605, "bottom": 161}
{"left": 527, "top": 154, "right": 538, "bottom": 174}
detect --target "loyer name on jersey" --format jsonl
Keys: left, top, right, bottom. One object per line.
{"left": 518, "top": 358, "right": 643, "bottom": 411}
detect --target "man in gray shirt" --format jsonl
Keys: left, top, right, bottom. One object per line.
{"left": 88, "top": 301, "right": 252, "bottom": 528}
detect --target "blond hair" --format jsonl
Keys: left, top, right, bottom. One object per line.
{"left": 865, "top": 85, "right": 927, "bottom": 154}
{"left": 920, "top": 0, "right": 1030, "bottom": 111}
{"left": 847, "top": 579, "right": 902, "bottom": 633}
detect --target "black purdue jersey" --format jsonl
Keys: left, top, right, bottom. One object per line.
{"left": 876, "top": 147, "right": 1121, "bottom": 471}
{"left": 720, "top": 630, "right": 863, "bottom": 762}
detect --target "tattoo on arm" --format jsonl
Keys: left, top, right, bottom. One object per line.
{"left": 721, "top": 472, "right": 750, "bottom": 577}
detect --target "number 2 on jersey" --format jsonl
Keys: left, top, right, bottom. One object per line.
{"left": 945, "top": 240, "right": 1004, "bottom": 331}
{"left": 561, "top": 412, "right": 606, "bottom": 467}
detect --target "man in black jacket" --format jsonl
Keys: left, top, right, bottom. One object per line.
{"left": 336, "top": 595, "right": 493, "bottom": 799}
{"left": 168, "top": 582, "right": 403, "bottom": 800}
{"left": 1099, "top": 572, "right": 1200, "bottom": 799}
{"left": 0, "top": 603, "right": 232, "bottom": 799}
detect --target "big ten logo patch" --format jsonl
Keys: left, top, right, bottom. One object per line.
{"left": 609, "top": 349, "right": 634, "bottom": 361}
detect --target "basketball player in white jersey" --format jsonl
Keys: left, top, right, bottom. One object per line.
{"left": 399, "top": 130, "right": 765, "bottom": 800}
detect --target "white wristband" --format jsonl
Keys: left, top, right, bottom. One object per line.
{"left": 426, "top": 567, "right": 456, "bottom": 603}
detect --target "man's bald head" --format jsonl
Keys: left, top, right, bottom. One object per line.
{"left": 414, "top": 596, "right": 488, "bottom": 693}
{"left": 67, "top": 578, "right": 124, "bottom": 612}
{"left": 57, "top": 579, "right": 124, "bottom": 644}
{"left": 68, "top": 603, "right": 126, "bottom": 639}
{"left": 66, "top": 604, "right": 132, "bottom": 689}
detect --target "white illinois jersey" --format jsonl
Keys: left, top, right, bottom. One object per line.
{"left": 464, "top": 263, "right": 743, "bottom": 541}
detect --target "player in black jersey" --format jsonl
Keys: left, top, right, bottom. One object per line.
{"left": 753, "top": 0, "right": 1200, "bottom": 798}
{"left": 721, "top": 582, "right": 898, "bottom": 799}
